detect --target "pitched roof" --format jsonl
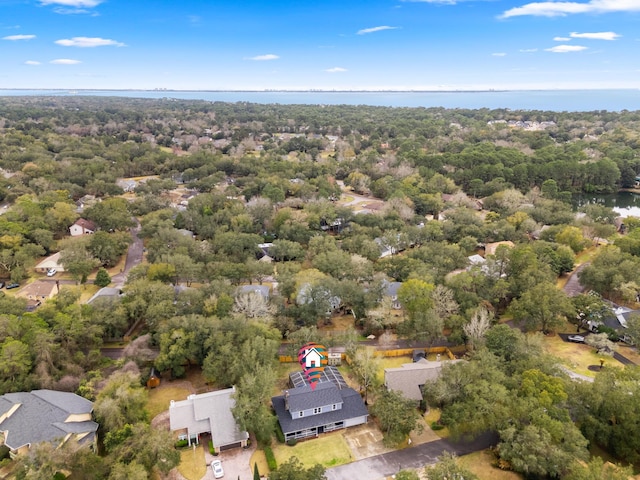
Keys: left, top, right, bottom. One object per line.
{"left": 272, "top": 386, "right": 367, "bottom": 434}
{"left": 384, "top": 360, "right": 459, "bottom": 402}
{"left": 169, "top": 387, "right": 248, "bottom": 449}
{"left": 0, "top": 390, "right": 97, "bottom": 451}
{"left": 73, "top": 218, "right": 96, "bottom": 231}
{"left": 34, "top": 252, "right": 64, "bottom": 271}
{"left": 286, "top": 382, "right": 343, "bottom": 412}
{"left": 16, "top": 281, "right": 57, "bottom": 300}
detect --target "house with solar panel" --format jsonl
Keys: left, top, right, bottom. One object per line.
{"left": 271, "top": 366, "right": 368, "bottom": 442}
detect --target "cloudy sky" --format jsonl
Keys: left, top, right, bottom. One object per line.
{"left": 1, "top": 0, "right": 639, "bottom": 90}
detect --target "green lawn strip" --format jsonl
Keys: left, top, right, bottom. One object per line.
{"left": 146, "top": 386, "right": 192, "bottom": 419}
{"left": 271, "top": 433, "right": 354, "bottom": 469}
{"left": 458, "top": 450, "right": 524, "bottom": 480}
{"left": 177, "top": 444, "right": 207, "bottom": 480}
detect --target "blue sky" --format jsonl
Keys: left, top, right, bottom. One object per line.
{"left": 1, "top": 0, "right": 639, "bottom": 90}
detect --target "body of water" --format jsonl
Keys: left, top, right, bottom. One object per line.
{"left": 574, "top": 192, "right": 640, "bottom": 218}
{"left": 1, "top": 89, "right": 640, "bottom": 112}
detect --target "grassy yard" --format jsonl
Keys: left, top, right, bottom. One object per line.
{"left": 177, "top": 444, "right": 207, "bottom": 480}
{"left": 424, "top": 408, "right": 450, "bottom": 439}
{"left": 458, "top": 450, "right": 523, "bottom": 480}
{"left": 543, "top": 333, "right": 622, "bottom": 377}
{"left": 272, "top": 432, "right": 354, "bottom": 469}
{"left": 250, "top": 449, "right": 269, "bottom": 477}
{"left": 146, "top": 385, "right": 192, "bottom": 419}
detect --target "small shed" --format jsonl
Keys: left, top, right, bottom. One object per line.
{"left": 147, "top": 367, "right": 161, "bottom": 389}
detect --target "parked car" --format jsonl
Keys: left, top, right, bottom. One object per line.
{"left": 211, "top": 460, "right": 224, "bottom": 479}
{"left": 0, "top": 282, "right": 4, "bottom": 289}
{"left": 46, "top": 268, "right": 57, "bottom": 277}
{"left": 568, "top": 335, "right": 585, "bottom": 343}
{"left": 6, "top": 283, "right": 19, "bottom": 289}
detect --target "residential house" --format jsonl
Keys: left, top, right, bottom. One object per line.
{"left": 169, "top": 387, "right": 249, "bottom": 452}
{"left": 272, "top": 367, "right": 368, "bottom": 442}
{"left": 589, "top": 303, "right": 638, "bottom": 344}
{"left": 17, "top": 281, "right": 58, "bottom": 303}
{"left": 384, "top": 359, "right": 460, "bottom": 404}
{"left": 238, "top": 285, "right": 271, "bottom": 300}
{"left": 69, "top": 218, "right": 96, "bottom": 236}
{"left": 34, "top": 252, "right": 65, "bottom": 274}
{"left": 0, "top": 390, "right": 98, "bottom": 457}
{"left": 382, "top": 280, "right": 403, "bottom": 310}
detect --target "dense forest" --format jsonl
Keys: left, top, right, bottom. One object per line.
{"left": 1, "top": 96, "right": 640, "bottom": 479}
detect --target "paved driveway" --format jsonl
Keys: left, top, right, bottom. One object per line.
{"left": 203, "top": 444, "right": 255, "bottom": 480}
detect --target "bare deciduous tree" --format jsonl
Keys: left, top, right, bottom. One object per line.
{"left": 233, "top": 291, "right": 275, "bottom": 320}
{"left": 463, "top": 306, "right": 492, "bottom": 350}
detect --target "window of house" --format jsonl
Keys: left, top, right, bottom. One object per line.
{"left": 313, "top": 407, "right": 322, "bottom": 414}
{"left": 298, "top": 411, "right": 304, "bottom": 417}
{"left": 332, "top": 404, "right": 337, "bottom": 411}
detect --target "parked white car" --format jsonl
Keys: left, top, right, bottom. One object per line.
{"left": 46, "top": 269, "right": 57, "bottom": 277}
{"left": 211, "top": 460, "right": 224, "bottom": 479}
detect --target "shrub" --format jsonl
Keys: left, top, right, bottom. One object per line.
{"left": 286, "top": 438, "right": 297, "bottom": 446}
{"left": 264, "top": 445, "right": 277, "bottom": 471}
{"left": 174, "top": 439, "right": 189, "bottom": 448}
{"left": 0, "top": 445, "right": 10, "bottom": 461}
{"left": 275, "top": 423, "right": 285, "bottom": 443}
{"left": 431, "top": 422, "right": 445, "bottom": 431}
{"left": 209, "top": 440, "right": 215, "bottom": 454}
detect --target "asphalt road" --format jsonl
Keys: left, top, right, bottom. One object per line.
{"left": 111, "top": 218, "right": 143, "bottom": 287}
{"left": 325, "top": 432, "right": 497, "bottom": 480}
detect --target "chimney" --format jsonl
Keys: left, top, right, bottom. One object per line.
{"left": 284, "top": 390, "right": 290, "bottom": 411}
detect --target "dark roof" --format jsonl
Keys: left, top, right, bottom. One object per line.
{"left": 285, "top": 382, "right": 343, "bottom": 412}
{"left": 272, "top": 387, "right": 368, "bottom": 435}
{"left": 0, "top": 390, "right": 97, "bottom": 451}
{"left": 289, "top": 366, "right": 348, "bottom": 389}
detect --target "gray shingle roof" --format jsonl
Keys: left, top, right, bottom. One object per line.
{"left": 272, "top": 386, "right": 368, "bottom": 435}
{"left": 384, "top": 360, "right": 460, "bottom": 402}
{"left": 169, "top": 387, "right": 249, "bottom": 449}
{"left": 0, "top": 390, "right": 98, "bottom": 451}
{"left": 285, "top": 382, "right": 343, "bottom": 412}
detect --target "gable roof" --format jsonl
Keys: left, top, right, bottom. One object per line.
{"left": 285, "top": 382, "right": 343, "bottom": 412}
{"left": 169, "top": 387, "right": 248, "bottom": 449}
{"left": 272, "top": 386, "right": 367, "bottom": 434}
{"left": 72, "top": 218, "right": 96, "bottom": 231}
{"left": 238, "top": 285, "right": 270, "bottom": 299}
{"left": 34, "top": 252, "right": 65, "bottom": 272}
{"left": 384, "top": 360, "right": 459, "bottom": 402}
{"left": 0, "top": 390, "right": 97, "bottom": 451}
{"left": 16, "top": 281, "right": 57, "bottom": 300}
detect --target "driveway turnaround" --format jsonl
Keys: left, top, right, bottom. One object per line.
{"left": 325, "top": 432, "right": 497, "bottom": 480}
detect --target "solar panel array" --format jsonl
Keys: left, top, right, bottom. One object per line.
{"left": 288, "top": 366, "right": 348, "bottom": 389}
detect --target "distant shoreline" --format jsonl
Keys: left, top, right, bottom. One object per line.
{"left": 1, "top": 88, "right": 638, "bottom": 94}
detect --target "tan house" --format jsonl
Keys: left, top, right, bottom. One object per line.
{"left": 34, "top": 252, "right": 65, "bottom": 274}
{"left": 0, "top": 390, "right": 98, "bottom": 457}
{"left": 16, "top": 281, "right": 58, "bottom": 302}
{"left": 69, "top": 218, "right": 96, "bottom": 236}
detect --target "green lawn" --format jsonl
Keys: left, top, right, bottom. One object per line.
{"left": 272, "top": 433, "right": 354, "bottom": 469}
{"left": 146, "top": 385, "right": 192, "bottom": 419}
{"left": 458, "top": 450, "right": 523, "bottom": 480}
{"left": 177, "top": 444, "right": 207, "bottom": 480}
{"left": 542, "top": 333, "right": 622, "bottom": 377}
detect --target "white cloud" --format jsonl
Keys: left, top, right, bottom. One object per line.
{"left": 25, "top": 60, "right": 41, "bottom": 65}
{"left": 3, "top": 34, "right": 36, "bottom": 41}
{"left": 53, "top": 7, "right": 93, "bottom": 14}
{"left": 326, "top": 67, "right": 347, "bottom": 73}
{"left": 40, "top": 0, "right": 102, "bottom": 6}
{"left": 501, "top": 0, "right": 640, "bottom": 18}
{"left": 545, "top": 44, "right": 588, "bottom": 52}
{"left": 554, "top": 36, "right": 570, "bottom": 41}
{"left": 246, "top": 54, "right": 279, "bottom": 61}
{"left": 357, "top": 26, "right": 398, "bottom": 35}
{"left": 519, "top": 48, "right": 538, "bottom": 52}
{"left": 55, "top": 37, "right": 125, "bottom": 47}
{"left": 492, "top": 52, "right": 507, "bottom": 56}
{"left": 50, "top": 58, "right": 81, "bottom": 64}
{"left": 570, "top": 31, "right": 620, "bottom": 40}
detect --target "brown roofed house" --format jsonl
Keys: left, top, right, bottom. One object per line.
{"left": 69, "top": 218, "right": 96, "bottom": 236}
